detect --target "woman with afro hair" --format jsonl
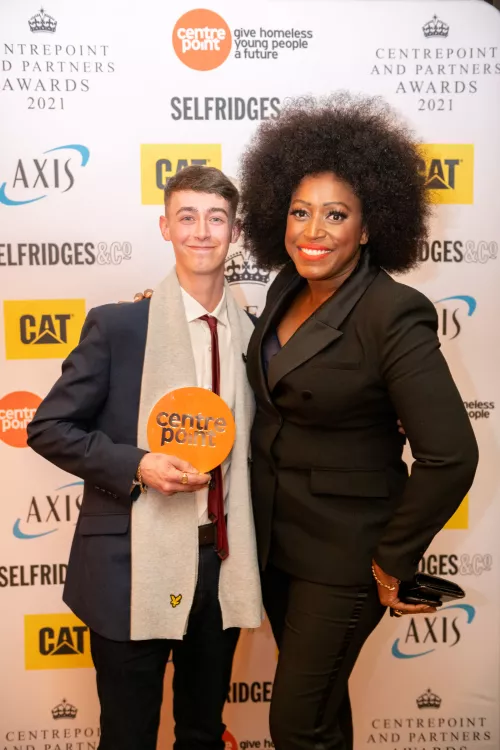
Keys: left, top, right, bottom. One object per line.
{"left": 240, "top": 94, "right": 478, "bottom": 750}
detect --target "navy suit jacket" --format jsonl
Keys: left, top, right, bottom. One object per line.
{"left": 28, "top": 300, "right": 152, "bottom": 640}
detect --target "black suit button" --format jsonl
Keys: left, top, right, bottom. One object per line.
{"left": 302, "top": 390, "right": 313, "bottom": 400}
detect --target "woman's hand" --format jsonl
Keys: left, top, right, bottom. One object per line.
{"left": 133, "top": 289, "right": 154, "bottom": 302}
{"left": 372, "top": 559, "right": 437, "bottom": 617}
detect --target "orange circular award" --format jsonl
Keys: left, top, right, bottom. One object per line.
{"left": 147, "top": 387, "right": 236, "bottom": 473}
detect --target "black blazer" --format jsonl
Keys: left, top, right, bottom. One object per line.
{"left": 27, "top": 300, "right": 151, "bottom": 640}
{"left": 247, "top": 252, "right": 478, "bottom": 585}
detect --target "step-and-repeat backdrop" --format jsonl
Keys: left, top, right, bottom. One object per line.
{"left": 1, "top": 1, "right": 499, "bottom": 747}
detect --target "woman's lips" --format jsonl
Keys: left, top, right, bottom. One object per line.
{"left": 297, "top": 244, "right": 332, "bottom": 260}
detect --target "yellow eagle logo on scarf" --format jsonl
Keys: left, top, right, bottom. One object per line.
{"left": 170, "top": 594, "right": 182, "bottom": 608}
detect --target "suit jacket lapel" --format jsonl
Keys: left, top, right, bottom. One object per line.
{"left": 225, "top": 282, "right": 255, "bottom": 432}
{"left": 267, "top": 252, "right": 380, "bottom": 392}
{"left": 247, "top": 266, "right": 303, "bottom": 408}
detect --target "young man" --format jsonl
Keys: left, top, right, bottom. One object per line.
{"left": 27, "top": 166, "right": 263, "bottom": 750}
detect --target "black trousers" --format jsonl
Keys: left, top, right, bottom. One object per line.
{"left": 90, "top": 546, "right": 240, "bottom": 750}
{"left": 262, "top": 564, "right": 386, "bottom": 750}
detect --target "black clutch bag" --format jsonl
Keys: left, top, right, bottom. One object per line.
{"left": 398, "top": 573, "right": 465, "bottom": 607}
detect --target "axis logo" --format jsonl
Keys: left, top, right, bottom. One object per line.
{"left": 0, "top": 391, "right": 42, "bottom": 447}
{"left": 25, "top": 613, "right": 93, "bottom": 669}
{"left": 391, "top": 603, "right": 476, "bottom": 659}
{"left": 140, "top": 144, "right": 222, "bottom": 205}
{"left": 13, "top": 481, "right": 83, "bottom": 540}
{"left": 418, "top": 145, "right": 473, "bottom": 204}
{"left": 0, "top": 144, "right": 89, "bottom": 206}
{"left": 4, "top": 298, "right": 86, "bottom": 359}
{"left": 434, "top": 295, "right": 476, "bottom": 340}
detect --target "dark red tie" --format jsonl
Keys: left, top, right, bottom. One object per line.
{"left": 199, "top": 314, "right": 228, "bottom": 560}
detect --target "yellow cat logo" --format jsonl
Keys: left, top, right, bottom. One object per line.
{"left": 170, "top": 594, "right": 182, "bottom": 608}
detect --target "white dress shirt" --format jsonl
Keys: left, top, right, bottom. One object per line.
{"left": 180, "top": 286, "right": 235, "bottom": 525}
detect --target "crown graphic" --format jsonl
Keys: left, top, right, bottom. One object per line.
{"left": 224, "top": 249, "right": 270, "bottom": 286}
{"left": 29, "top": 8, "right": 57, "bottom": 33}
{"left": 422, "top": 15, "right": 449, "bottom": 38}
{"left": 417, "top": 689, "right": 442, "bottom": 710}
{"left": 52, "top": 698, "right": 78, "bottom": 720}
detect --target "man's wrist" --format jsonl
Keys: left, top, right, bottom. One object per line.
{"left": 131, "top": 455, "right": 148, "bottom": 495}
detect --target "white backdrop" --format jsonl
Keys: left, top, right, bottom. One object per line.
{"left": 0, "top": 1, "right": 499, "bottom": 748}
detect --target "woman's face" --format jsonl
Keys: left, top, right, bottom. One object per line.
{"left": 285, "top": 172, "right": 368, "bottom": 283}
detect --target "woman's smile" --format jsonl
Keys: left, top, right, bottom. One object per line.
{"left": 297, "top": 243, "right": 333, "bottom": 260}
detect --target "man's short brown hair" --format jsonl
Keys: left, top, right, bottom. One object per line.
{"left": 164, "top": 166, "right": 239, "bottom": 217}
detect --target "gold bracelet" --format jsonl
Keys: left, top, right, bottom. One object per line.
{"left": 371, "top": 564, "right": 398, "bottom": 591}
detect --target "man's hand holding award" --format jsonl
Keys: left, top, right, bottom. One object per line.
{"left": 139, "top": 387, "right": 236, "bottom": 496}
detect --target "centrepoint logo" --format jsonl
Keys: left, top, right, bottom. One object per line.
{"left": 173, "top": 9, "right": 232, "bottom": 71}
{"left": 222, "top": 730, "right": 238, "bottom": 750}
{"left": 0, "top": 391, "right": 42, "bottom": 447}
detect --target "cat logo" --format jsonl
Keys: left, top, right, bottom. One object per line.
{"left": 140, "top": 144, "right": 222, "bottom": 205}
{"left": 4, "top": 299, "right": 86, "bottom": 359}
{"left": 417, "top": 145, "right": 473, "bottom": 204}
{"left": 24, "top": 613, "right": 93, "bottom": 669}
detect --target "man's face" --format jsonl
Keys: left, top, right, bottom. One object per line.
{"left": 159, "top": 190, "right": 240, "bottom": 278}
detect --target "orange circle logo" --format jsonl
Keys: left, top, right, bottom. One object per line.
{"left": 147, "top": 387, "right": 235, "bottom": 473}
{"left": 0, "top": 391, "right": 42, "bottom": 448}
{"left": 222, "top": 730, "right": 238, "bottom": 750}
{"left": 172, "top": 9, "right": 232, "bottom": 71}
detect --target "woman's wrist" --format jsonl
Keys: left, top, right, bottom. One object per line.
{"left": 371, "top": 560, "right": 399, "bottom": 590}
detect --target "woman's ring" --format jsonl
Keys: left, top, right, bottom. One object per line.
{"left": 393, "top": 609, "right": 404, "bottom": 617}
{"left": 181, "top": 472, "right": 189, "bottom": 485}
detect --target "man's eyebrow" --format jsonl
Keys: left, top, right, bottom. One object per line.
{"left": 175, "top": 206, "right": 229, "bottom": 217}
{"left": 208, "top": 207, "right": 229, "bottom": 216}
{"left": 176, "top": 206, "right": 198, "bottom": 215}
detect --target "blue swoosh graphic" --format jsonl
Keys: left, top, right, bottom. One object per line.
{"left": 0, "top": 182, "right": 46, "bottom": 206}
{"left": 440, "top": 602, "right": 476, "bottom": 623}
{"left": 44, "top": 144, "right": 90, "bottom": 167}
{"left": 436, "top": 295, "right": 477, "bottom": 316}
{"left": 55, "top": 481, "right": 84, "bottom": 490}
{"left": 391, "top": 638, "right": 435, "bottom": 659}
{"left": 13, "top": 518, "right": 57, "bottom": 539}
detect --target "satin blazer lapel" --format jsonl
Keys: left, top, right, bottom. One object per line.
{"left": 247, "top": 266, "right": 303, "bottom": 408}
{"left": 267, "top": 252, "right": 380, "bottom": 393}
